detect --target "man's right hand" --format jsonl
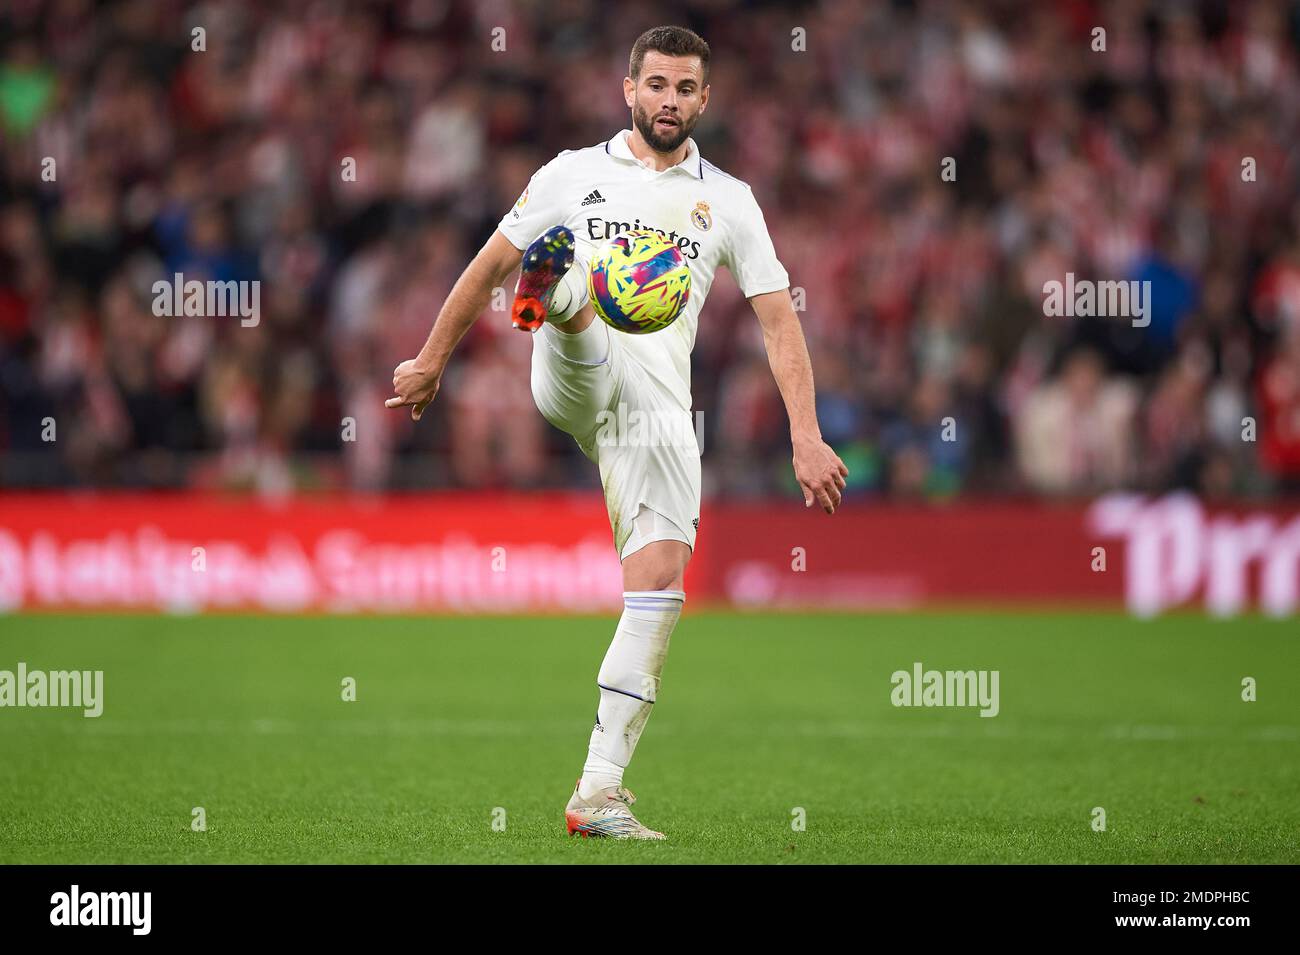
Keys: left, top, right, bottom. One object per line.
{"left": 385, "top": 358, "right": 441, "bottom": 421}
{"left": 384, "top": 230, "right": 523, "bottom": 422}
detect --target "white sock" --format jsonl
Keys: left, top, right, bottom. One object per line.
{"left": 580, "top": 751, "right": 625, "bottom": 797}
{"left": 545, "top": 255, "right": 590, "bottom": 324}
{"left": 578, "top": 589, "right": 685, "bottom": 799}
{"left": 542, "top": 314, "right": 609, "bottom": 365}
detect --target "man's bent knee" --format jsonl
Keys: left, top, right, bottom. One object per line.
{"left": 622, "top": 540, "right": 691, "bottom": 592}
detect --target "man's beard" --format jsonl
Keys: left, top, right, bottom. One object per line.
{"left": 633, "top": 101, "right": 695, "bottom": 153}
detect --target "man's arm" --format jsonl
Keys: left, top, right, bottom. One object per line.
{"left": 750, "top": 289, "right": 849, "bottom": 514}
{"left": 386, "top": 229, "right": 524, "bottom": 420}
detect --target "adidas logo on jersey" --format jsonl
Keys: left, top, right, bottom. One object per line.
{"left": 580, "top": 189, "right": 606, "bottom": 206}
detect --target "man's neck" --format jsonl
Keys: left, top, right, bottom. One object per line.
{"left": 625, "top": 128, "right": 689, "bottom": 172}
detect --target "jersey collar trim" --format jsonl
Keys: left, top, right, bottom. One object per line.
{"left": 605, "top": 129, "right": 704, "bottom": 180}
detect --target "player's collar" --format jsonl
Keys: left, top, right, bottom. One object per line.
{"left": 605, "top": 129, "right": 704, "bottom": 180}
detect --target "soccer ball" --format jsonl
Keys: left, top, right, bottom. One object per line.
{"left": 587, "top": 230, "right": 691, "bottom": 334}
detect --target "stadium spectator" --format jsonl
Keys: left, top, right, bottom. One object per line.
{"left": 2, "top": 0, "right": 1299, "bottom": 502}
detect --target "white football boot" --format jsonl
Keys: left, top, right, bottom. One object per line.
{"left": 564, "top": 780, "right": 666, "bottom": 840}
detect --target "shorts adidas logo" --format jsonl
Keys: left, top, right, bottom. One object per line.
{"left": 580, "top": 189, "right": 605, "bottom": 206}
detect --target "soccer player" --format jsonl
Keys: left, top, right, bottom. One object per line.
{"left": 387, "top": 26, "right": 848, "bottom": 839}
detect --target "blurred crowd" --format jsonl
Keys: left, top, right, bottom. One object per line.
{"left": 4, "top": 0, "right": 1300, "bottom": 499}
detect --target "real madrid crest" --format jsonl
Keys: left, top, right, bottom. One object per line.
{"left": 690, "top": 200, "right": 712, "bottom": 231}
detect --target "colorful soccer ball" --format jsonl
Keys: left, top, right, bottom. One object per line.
{"left": 587, "top": 230, "right": 691, "bottom": 334}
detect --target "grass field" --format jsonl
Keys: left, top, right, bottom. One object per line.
{"left": 1, "top": 610, "right": 1297, "bottom": 864}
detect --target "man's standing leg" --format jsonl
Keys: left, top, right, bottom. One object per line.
{"left": 579, "top": 535, "right": 689, "bottom": 772}
{"left": 566, "top": 388, "right": 699, "bottom": 839}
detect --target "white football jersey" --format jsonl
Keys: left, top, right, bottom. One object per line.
{"left": 498, "top": 129, "right": 789, "bottom": 410}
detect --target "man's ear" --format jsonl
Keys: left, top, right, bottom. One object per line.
{"left": 623, "top": 76, "right": 635, "bottom": 108}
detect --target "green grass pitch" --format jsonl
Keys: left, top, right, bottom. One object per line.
{"left": 1, "top": 610, "right": 1297, "bottom": 864}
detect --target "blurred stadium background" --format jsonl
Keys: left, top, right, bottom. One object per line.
{"left": 3, "top": 0, "right": 1300, "bottom": 499}
{"left": 2, "top": 0, "right": 1299, "bottom": 867}
{"left": 4, "top": 0, "right": 1300, "bottom": 615}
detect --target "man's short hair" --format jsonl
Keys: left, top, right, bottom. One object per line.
{"left": 629, "top": 26, "right": 710, "bottom": 85}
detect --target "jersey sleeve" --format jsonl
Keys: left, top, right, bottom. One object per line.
{"left": 727, "top": 187, "right": 789, "bottom": 297}
{"left": 497, "top": 153, "right": 571, "bottom": 251}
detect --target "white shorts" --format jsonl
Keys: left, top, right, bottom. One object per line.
{"left": 530, "top": 320, "right": 701, "bottom": 559}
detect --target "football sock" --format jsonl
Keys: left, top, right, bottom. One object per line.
{"left": 579, "top": 751, "right": 624, "bottom": 796}
{"left": 545, "top": 254, "right": 590, "bottom": 324}
{"left": 579, "top": 589, "right": 685, "bottom": 799}
{"left": 542, "top": 311, "right": 609, "bottom": 364}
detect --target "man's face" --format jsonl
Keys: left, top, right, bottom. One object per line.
{"left": 624, "top": 51, "right": 709, "bottom": 153}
